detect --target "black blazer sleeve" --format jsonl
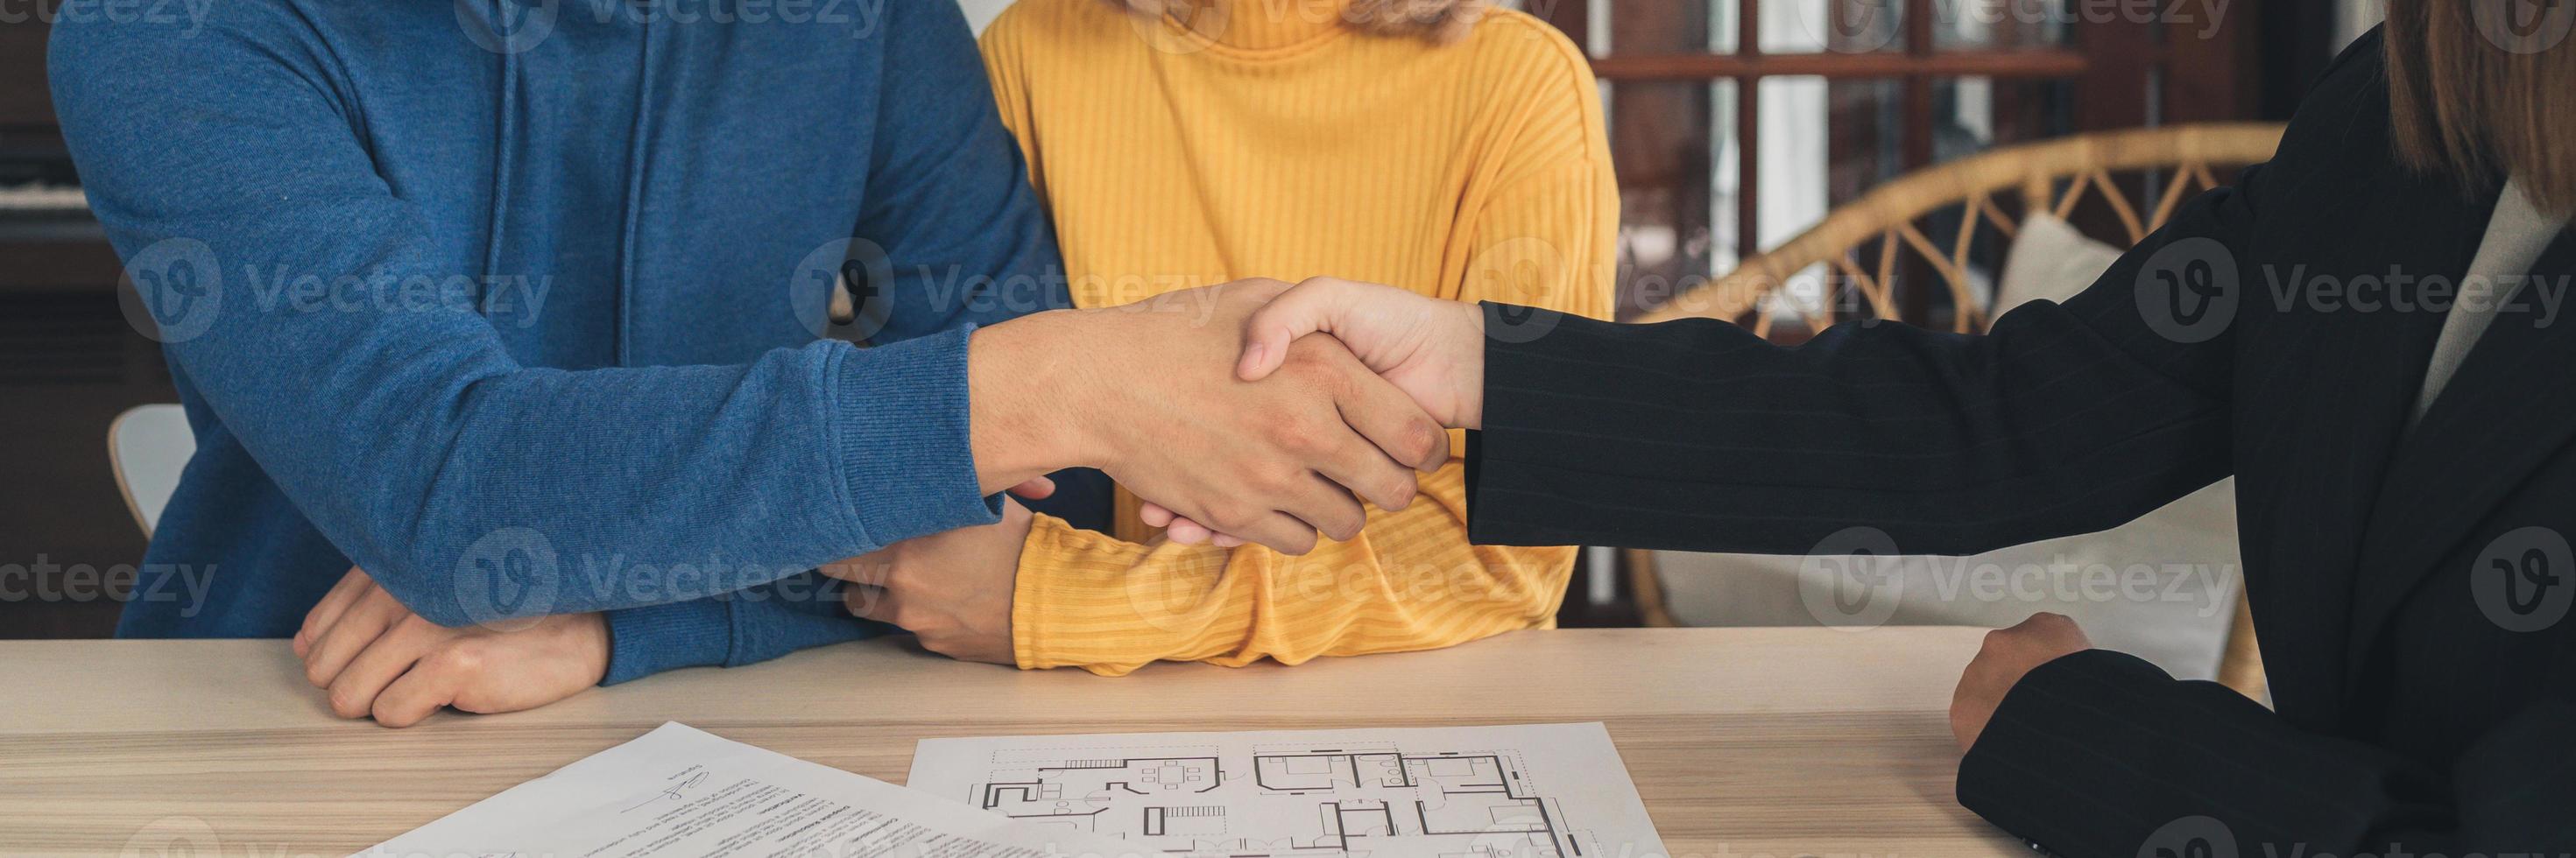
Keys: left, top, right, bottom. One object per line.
{"left": 1963, "top": 651, "right": 2576, "bottom": 855}
{"left": 1463, "top": 162, "right": 2254, "bottom": 556}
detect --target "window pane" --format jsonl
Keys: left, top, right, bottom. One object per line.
{"left": 1930, "top": 1, "right": 2076, "bottom": 49}
{"left": 1757, "top": 0, "right": 1907, "bottom": 54}
{"left": 1608, "top": 73, "right": 2078, "bottom": 322}
{"left": 1606, "top": 80, "right": 1726, "bottom": 315}
{"left": 1756, "top": 76, "right": 1901, "bottom": 320}
{"left": 1599, "top": 1, "right": 1910, "bottom": 56}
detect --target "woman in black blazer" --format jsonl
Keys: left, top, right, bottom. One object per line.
{"left": 1196, "top": 8, "right": 2576, "bottom": 855}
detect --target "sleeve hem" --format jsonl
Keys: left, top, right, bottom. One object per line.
{"left": 1012, "top": 513, "right": 1168, "bottom": 671}
{"left": 830, "top": 327, "right": 1005, "bottom": 550}
{"left": 601, "top": 597, "right": 733, "bottom": 685}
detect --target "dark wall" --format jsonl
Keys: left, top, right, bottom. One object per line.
{"left": 3, "top": 11, "right": 172, "bottom": 639}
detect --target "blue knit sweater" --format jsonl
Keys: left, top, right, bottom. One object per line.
{"left": 50, "top": 0, "right": 1067, "bottom": 682}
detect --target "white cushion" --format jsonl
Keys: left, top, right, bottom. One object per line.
{"left": 1654, "top": 214, "right": 2245, "bottom": 680}
{"left": 1995, "top": 212, "right": 2131, "bottom": 313}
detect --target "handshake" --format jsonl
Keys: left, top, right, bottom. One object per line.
{"left": 293, "top": 276, "right": 1505, "bottom": 728}
{"left": 965, "top": 277, "right": 1492, "bottom": 555}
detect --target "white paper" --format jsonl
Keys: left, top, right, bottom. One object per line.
{"left": 362, "top": 722, "right": 1147, "bottom": 858}
{"left": 907, "top": 723, "right": 1667, "bottom": 858}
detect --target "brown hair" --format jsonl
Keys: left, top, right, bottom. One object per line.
{"left": 2384, "top": 0, "right": 2576, "bottom": 215}
{"left": 1104, "top": 0, "right": 1490, "bottom": 44}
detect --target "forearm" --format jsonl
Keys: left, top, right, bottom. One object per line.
{"left": 1013, "top": 465, "right": 1573, "bottom": 676}
{"left": 1960, "top": 651, "right": 2575, "bottom": 856}
{"left": 602, "top": 573, "right": 881, "bottom": 685}
{"left": 1464, "top": 177, "right": 2263, "bottom": 556}
{"left": 1467, "top": 299, "right": 2233, "bottom": 556}
{"left": 967, "top": 310, "right": 1099, "bottom": 495}
{"left": 187, "top": 322, "right": 999, "bottom": 625}
{"left": 55, "top": 15, "right": 1017, "bottom": 625}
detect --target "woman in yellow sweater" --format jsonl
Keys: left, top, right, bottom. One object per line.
{"left": 841, "top": 0, "right": 1618, "bottom": 675}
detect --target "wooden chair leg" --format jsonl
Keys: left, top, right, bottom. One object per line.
{"left": 1624, "top": 548, "right": 1680, "bottom": 628}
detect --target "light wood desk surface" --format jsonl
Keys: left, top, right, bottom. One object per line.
{"left": 0, "top": 627, "right": 2019, "bottom": 857}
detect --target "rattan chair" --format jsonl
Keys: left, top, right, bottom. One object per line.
{"left": 1627, "top": 122, "right": 2287, "bottom": 702}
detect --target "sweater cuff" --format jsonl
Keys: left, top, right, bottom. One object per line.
{"left": 831, "top": 326, "right": 1004, "bottom": 549}
{"left": 601, "top": 597, "right": 732, "bottom": 685}
{"left": 1012, "top": 512, "right": 1172, "bottom": 674}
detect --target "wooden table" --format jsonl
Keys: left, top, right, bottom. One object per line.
{"left": 0, "top": 628, "right": 2020, "bottom": 857}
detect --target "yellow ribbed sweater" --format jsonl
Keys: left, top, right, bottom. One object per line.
{"left": 980, "top": 0, "right": 1616, "bottom": 675}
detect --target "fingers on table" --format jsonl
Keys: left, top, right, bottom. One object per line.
{"left": 325, "top": 615, "right": 452, "bottom": 720}
{"left": 371, "top": 644, "right": 487, "bottom": 728}
{"left": 301, "top": 586, "right": 410, "bottom": 688}
{"left": 293, "top": 567, "right": 373, "bottom": 658}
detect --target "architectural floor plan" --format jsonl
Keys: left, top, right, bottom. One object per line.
{"left": 907, "top": 724, "right": 1666, "bottom": 858}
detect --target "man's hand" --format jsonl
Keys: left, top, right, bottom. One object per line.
{"left": 1950, "top": 613, "right": 2092, "bottom": 751}
{"left": 1149, "top": 278, "right": 1489, "bottom": 546}
{"left": 970, "top": 278, "right": 1450, "bottom": 555}
{"left": 293, "top": 567, "right": 609, "bottom": 728}
{"left": 825, "top": 500, "right": 1033, "bottom": 665}
{"left": 1236, "top": 278, "right": 1488, "bottom": 430}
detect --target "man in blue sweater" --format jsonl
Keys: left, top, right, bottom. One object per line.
{"left": 52, "top": 0, "right": 1448, "bottom": 724}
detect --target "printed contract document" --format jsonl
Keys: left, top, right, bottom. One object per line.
{"left": 360, "top": 722, "right": 1140, "bottom": 858}
{"left": 907, "top": 723, "right": 1668, "bottom": 858}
